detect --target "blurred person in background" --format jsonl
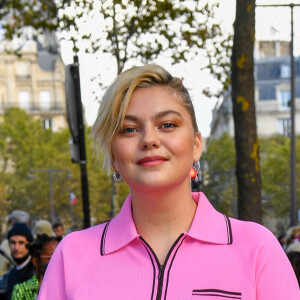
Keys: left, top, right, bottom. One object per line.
{"left": 277, "top": 232, "right": 286, "bottom": 250}
{"left": 11, "top": 234, "right": 60, "bottom": 300}
{"left": 52, "top": 223, "right": 65, "bottom": 239}
{"left": 287, "top": 251, "right": 300, "bottom": 288}
{"left": 32, "top": 221, "right": 55, "bottom": 240}
{"left": 286, "top": 241, "right": 300, "bottom": 254}
{"left": 0, "top": 211, "right": 30, "bottom": 277}
{"left": 5, "top": 223, "right": 35, "bottom": 300}
{"left": 285, "top": 225, "right": 300, "bottom": 253}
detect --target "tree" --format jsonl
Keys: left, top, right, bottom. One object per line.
{"left": 0, "top": 108, "right": 72, "bottom": 220}
{"left": 0, "top": 0, "right": 93, "bottom": 53}
{"left": 231, "top": 0, "right": 262, "bottom": 223}
{"left": 260, "top": 135, "right": 300, "bottom": 225}
{"left": 204, "top": 133, "right": 300, "bottom": 230}
{"left": 0, "top": 108, "right": 120, "bottom": 230}
{"left": 203, "top": 133, "right": 236, "bottom": 216}
{"left": 85, "top": 0, "right": 230, "bottom": 76}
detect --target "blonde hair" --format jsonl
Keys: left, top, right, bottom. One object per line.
{"left": 90, "top": 64, "right": 198, "bottom": 172}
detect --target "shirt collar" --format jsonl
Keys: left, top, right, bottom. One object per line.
{"left": 101, "top": 192, "right": 232, "bottom": 255}
{"left": 16, "top": 255, "right": 32, "bottom": 270}
{"left": 101, "top": 194, "right": 139, "bottom": 255}
{"left": 187, "top": 192, "right": 232, "bottom": 245}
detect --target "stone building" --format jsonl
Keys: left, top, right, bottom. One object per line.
{"left": 210, "top": 40, "right": 300, "bottom": 138}
{"left": 209, "top": 40, "right": 300, "bottom": 233}
{"left": 0, "top": 38, "right": 67, "bottom": 131}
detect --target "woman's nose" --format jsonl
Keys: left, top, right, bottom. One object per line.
{"left": 140, "top": 127, "right": 160, "bottom": 149}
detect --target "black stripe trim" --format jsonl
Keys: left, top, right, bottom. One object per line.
{"left": 139, "top": 237, "right": 161, "bottom": 267}
{"left": 140, "top": 234, "right": 184, "bottom": 300}
{"left": 223, "top": 215, "right": 233, "bottom": 245}
{"left": 193, "top": 289, "right": 241, "bottom": 296}
{"left": 192, "top": 293, "right": 241, "bottom": 299}
{"left": 156, "top": 234, "right": 184, "bottom": 300}
{"left": 100, "top": 220, "right": 111, "bottom": 256}
{"left": 140, "top": 239, "right": 156, "bottom": 300}
{"left": 164, "top": 236, "right": 186, "bottom": 300}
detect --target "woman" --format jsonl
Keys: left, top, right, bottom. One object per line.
{"left": 38, "top": 64, "right": 299, "bottom": 299}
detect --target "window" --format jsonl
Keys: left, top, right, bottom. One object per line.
{"left": 278, "top": 118, "right": 291, "bottom": 136}
{"left": 40, "top": 91, "right": 51, "bottom": 110}
{"left": 18, "top": 91, "right": 30, "bottom": 111}
{"left": 280, "top": 64, "right": 290, "bottom": 78}
{"left": 43, "top": 119, "right": 53, "bottom": 130}
{"left": 16, "top": 61, "right": 30, "bottom": 78}
{"left": 279, "top": 90, "right": 290, "bottom": 111}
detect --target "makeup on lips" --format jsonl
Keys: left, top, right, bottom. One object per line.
{"left": 137, "top": 156, "right": 168, "bottom": 166}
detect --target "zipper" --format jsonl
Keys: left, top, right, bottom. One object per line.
{"left": 140, "top": 233, "right": 184, "bottom": 300}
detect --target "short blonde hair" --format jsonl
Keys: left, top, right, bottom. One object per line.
{"left": 90, "top": 64, "right": 198, "bottom": 172}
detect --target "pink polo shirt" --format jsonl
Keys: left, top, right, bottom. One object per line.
{"left": 38, "top": 192, "right": 299, "bottom": 299}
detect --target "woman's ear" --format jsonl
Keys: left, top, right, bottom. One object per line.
{"left": 111, "top": 152, "right": 116, "bottom": 170}
{"left": 193, "top": 131, "right": 202, "bottom": 161}
{"left": 111, "top": 161, "right": 117, "bottom": 172}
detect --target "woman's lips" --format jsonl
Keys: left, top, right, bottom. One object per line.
{"left": 137, "top": 156, "right": 167, "bottom": 166}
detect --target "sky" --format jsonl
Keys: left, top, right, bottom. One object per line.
{"left": 60, "top": 0, "right": 300, "bottom": 138}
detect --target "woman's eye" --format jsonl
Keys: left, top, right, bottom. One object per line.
{"left": 160, "top": 123, "right": 176, "bottom": 129}
{"left": 122, "top": 127, "right": 137, "bottom": 134}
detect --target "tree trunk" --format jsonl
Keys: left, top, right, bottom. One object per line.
{"left": 231, "top": 0, "right": 262, "bottom": 223}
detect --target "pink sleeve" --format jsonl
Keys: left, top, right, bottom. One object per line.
{"left": 37, "top": 241, "right": 67, "bottom": 300}
{"left": 255, "top": 228, "right": 299, "bottom": 299}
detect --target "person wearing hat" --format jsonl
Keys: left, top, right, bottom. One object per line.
{"left": 0, "top": 211, "right": 30, "bottom": 278}
{"left": 4, "top": 223, "right": 35, "bottom": 300}
{"left": 32, "top": 221, "right": 55, "bottom": 239}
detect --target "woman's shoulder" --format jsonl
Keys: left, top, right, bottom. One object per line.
{"left": 229, "top": 217, "right": 278, "bottom": 244}
{"left": 228, "top": 217, "right": 283, "bottom": 257}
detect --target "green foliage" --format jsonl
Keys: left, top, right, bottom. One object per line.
{"left": 204, "top": 133, "right": 300, "bottom": 223}
{"left": 0, "top": 108, "right": 126, "bottom": 230}
{"left": 116, "top": 180, "right": 130, "bottom": 211}
{"left": 0, "top": 108, "right": 74, "bottom": 222}
{"left": 85, "top": 134, "right": 112, "bottom": 224}
{"left": 203, "top": 133, "right": 236, "bottom": 216}
{"left": 260, "top": 135, "right": 300, "bottom": 219}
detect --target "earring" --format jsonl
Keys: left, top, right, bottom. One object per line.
{"left": 112, "top": 170, "right": 122, "bottom": 182}
{"left": 192, "top": 160, "right": 200, "bottom": 173}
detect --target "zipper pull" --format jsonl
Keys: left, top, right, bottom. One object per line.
{"left": 158, "top": 265, "right": 163, "bottom": 279}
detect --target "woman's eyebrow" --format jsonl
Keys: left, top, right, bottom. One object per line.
{"left": 124, "top": 110, "right": 182, "bottom": 122}
{"left": 155, "top": 110, "right": 183, "bottom": 119}
{"left": 124, "top": 115, "right": 139, "bottom": 122}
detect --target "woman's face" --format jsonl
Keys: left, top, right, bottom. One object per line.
{"left": 39, "top": 240, "right": 59, "bottom": 275}
{"left": 111, "top": 86, "right": 201, "bottom": 191}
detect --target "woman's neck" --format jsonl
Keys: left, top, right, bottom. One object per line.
{"left": 130, "top": 181, "right": 197, "bottom": 264}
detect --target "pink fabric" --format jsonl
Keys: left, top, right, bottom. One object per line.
{"left": 38, "top": 192, "right": 299, "bottom": 299}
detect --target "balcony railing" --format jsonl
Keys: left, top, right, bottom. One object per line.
{"left": 0, "top": 102, "right": 65, "bottom": 113}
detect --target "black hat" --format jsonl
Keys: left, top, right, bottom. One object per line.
{"left": 7, "top": 223, "right": 33, "bottom": 242}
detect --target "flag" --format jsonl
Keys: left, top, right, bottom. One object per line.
{"left": 69, "top": 191, "right": 78, "bottom": 205}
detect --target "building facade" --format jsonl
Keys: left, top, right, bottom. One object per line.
{"left": 0, "top": 39, "right": 67, "bottom": 131}
{"left": 210, "top": 41, "right": 300, "bottom": 138}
